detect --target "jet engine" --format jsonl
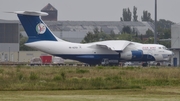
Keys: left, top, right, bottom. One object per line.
{"left": 120, "top": 50, "right": 143, "bottom": 60}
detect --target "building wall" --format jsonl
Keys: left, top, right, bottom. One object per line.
{"left": 0, "top": 43, "right": 19, "bottom": 52}
{"left": 171, "top": 24, "right": 180, "bottom": 48}
{"left": 0, "top": 23, "right": 19, "bottom": 52}
{"left": 171, "top": 24, "right": 180, "bottom": 66}
{"left": 41, "top": 11, "right": 57, "bottom": 21}
{"left": 0, "top": 23, "right": 19, "bottom": 43}
{"left": 0, "top": 51, "right": 48, "bottom": 62}
{"left": 171, "top": 50, "right": 180, "bottom": 66}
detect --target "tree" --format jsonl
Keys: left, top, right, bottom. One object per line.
{"left": 121, "top": 26, "right": 132, "bottom": 34}
{"left": 163, "top": 29, "right": 171, "bottom": 39}
{"left": 109, "top": 30, "right": 116, "bottom": 39}
{"left": 146, "top": 29, "right": 154, "bottom": 37}
{"left": 82, "top": 29, "right": 112, "bottom": 43}
{"left": 132, "top": 27, "right": 138, "bottom": 35}
{"left": 20, "top": 35, "right": 36, "bottom": 51}
{"left": 140, "top": 34, "right": 143, "bottom": 41}
{"left": 157, "top": 19, "right": 174, "bottom": 29}
{"left": 121, "top": 8, "right": 132, "bottom": 21}
{"left": 133, "top": 6, "right": 138, "bottom": 21}
{"left": 156, "top": 19, "right": 173, "bottom": 41}
{"left": 158, "top": 29, "right": 171, "bottom": 48}
{"left": 116, "top": 33, "right": 133, "bottom": 41}
{"left": 141, "top": 10, "right": 153, "bottom": 22}
{"left": 93, "top": 27, "right": 100, "bottom": 34}
{"left": 82, "top": 32, "right": 95, "bottom": 43}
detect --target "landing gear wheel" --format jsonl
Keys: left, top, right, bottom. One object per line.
{"left": 142, "top": 62, "right": 148, "bottom": 67}
{"left": 156, "top": 62, "right": 160, "bottom": 66}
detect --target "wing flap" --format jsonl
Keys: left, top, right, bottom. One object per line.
{"left": 95, "top": 40, "right": 131, "bottom": 52}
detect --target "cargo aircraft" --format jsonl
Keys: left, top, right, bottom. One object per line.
{"left": 10, "top": 11, "right": 174, "bottom": 66}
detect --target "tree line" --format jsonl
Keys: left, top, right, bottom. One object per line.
{"left": 82, "top": 17, "right": 173, "bottom": 48}
{"left": 120, "top": 6, "right": 153, "bottom": 22}
{"left": 82, "top": 6, "right": 174, "bottom": 48}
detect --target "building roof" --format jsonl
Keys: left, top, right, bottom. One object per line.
{"left": 5, "top": 20, "right": 153, "bottom": 43}
{"left": 0, "top": 19, "right": 19, "bottom": 23}
{"left": 45, "top": 21, "right": 154, "bottom": 35}
{"left": 41, "top": 3, "right": 57, "bottom": 11}
{"left": 0, "top": 19, "right": 154, "bottom": 37}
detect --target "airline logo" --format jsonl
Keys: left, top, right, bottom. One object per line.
{"left": 36, "top": 23, "right": 46, "bottom": 34}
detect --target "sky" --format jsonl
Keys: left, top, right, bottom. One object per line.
{"left": 0, "top": 0, "right": 180, "bottom": 23}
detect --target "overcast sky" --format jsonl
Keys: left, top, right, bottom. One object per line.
{"left": 0, "top": 0, "right": 180, "bottom": 23}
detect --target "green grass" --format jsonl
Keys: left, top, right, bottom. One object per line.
{"left": 0, "top": 87, "right": 180, "bottom": 101}
{"left": 0, "top": 65, "right": 180, "bottom": 100}
{"left": 0, "top": 65, "right": 180, "bottom": 91}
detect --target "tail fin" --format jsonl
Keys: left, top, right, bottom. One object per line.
{"left": 14, "top": 11, "right": 62, "bottom": 42}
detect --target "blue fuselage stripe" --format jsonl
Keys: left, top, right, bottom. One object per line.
{"left": 53, "top": 54, "right": 155, "bottom": 65}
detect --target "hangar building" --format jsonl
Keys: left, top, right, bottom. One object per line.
{"left": 0, "top": 20, "right": 19, "bottom": 61}
{"left": 171, "top": 23, "right": 180, "bottom": 66}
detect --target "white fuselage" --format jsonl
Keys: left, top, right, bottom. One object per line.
{"left": 25, "top": 40, "right": 173, "bottom": 65}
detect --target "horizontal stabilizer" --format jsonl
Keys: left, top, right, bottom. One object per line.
{"left": 7, "top": 10, "right": 63, "bottom": 42}
{"left": 6, "top": 11, "right": 48, "bottom": 16}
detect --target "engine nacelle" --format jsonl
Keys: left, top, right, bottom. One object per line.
{"left": 120, "top": 51, "right": 132, "bottom": 60}
{"left": 120, "top": 50, "right": 143, "bottom": 60}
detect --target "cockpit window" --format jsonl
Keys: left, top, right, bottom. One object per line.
{"left": 163, "top": 47, "right": 167, "bottom": 50}
{"left": 158, "top": 45, "right": 168, "bottom": 50}
{"left": 162, "top": 46, "right": 168, "bottom": 50}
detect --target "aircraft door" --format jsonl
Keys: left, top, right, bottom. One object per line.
{"left": 173, "top": 58, "right": 177, "bottom": 67}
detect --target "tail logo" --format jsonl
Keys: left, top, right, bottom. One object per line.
{"left": 36, "top": 23, "right": 46, "bottom": 34}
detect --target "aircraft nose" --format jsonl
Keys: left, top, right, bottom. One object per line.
{"left": 162, "top": 51, "right": 174, "bottom": 61}
{"left": 169, "top": 51, "right": 174, "bottom": 57}
{"left": 166, "top": 51, "right": 174, "bottom": 61}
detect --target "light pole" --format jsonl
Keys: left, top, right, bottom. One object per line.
{"left": 154, "top": 0, "right": 157, "bottom": 44}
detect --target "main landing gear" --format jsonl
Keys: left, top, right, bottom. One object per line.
{"left": 142, "top": 62, "right": 161, "bottom": 67}
{"left": 156, "top": 62, "right": 160, "bottom": 66}
{"left": 142, "top": 62, "right": 148, "bottom": 67}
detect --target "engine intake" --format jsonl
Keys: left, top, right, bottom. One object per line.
{"left": 131, "top": 50, "right": 143, "bottom": 60}
{"left": 120, "top": 50, "right": 143, "bottom": 60}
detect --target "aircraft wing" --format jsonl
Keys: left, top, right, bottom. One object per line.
{"left": 95, "top": 40, "right": 131, "bottom": 52}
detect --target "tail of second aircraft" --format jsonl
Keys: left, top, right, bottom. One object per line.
{"left": 13, "top": 11, "right": 62, "bottom": 43}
